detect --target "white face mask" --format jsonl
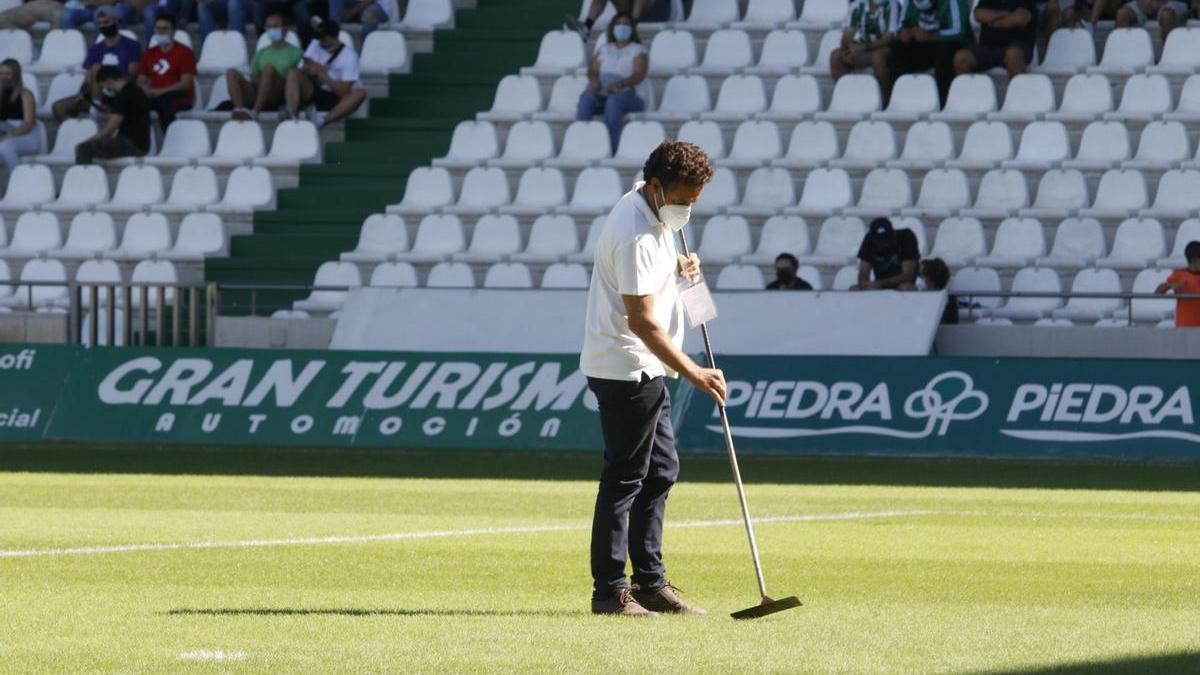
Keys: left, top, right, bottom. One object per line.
{"left": 656, "top": 185, "right": 691, "bottom": 232}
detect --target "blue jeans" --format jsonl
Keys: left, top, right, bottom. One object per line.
{"left": 198, "top": 0, "right": 246, "bottom": 37}
{"left": 253, "top": 0, "right": 307, "bottom": 35}
{"left": 327, "top": 0, "right": 388, "bottom": 35}
{"left": 60, "top": 2, "right": 138, "bottom": 29}
{"left": 145, "top": 0, "right": 196, "bottom": 31}
{"left": 576, "top": 88, "right": 645, "bottom": 154}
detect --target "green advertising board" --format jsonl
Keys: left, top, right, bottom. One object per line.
{"left": 676, "top": 355, "right": 1200, "bottom": 460}
{"left": 1, "top": 345, "right": 1199, "bottom": 460}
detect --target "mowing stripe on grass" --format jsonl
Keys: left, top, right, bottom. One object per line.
{"left": 0, "top": 510, "right": 932, "bottom": 559}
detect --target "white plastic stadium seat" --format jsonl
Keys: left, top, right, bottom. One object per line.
{"left": 759, "top": 74, "right": 821, "bottom": 121}
{"left": 1147, "top": 27, "right": 1200, "bottom": 74}
{"left": 1130, "top": 268, "right": 1175, "bottom": 321}
{"left": 748, "top": 30, "right": 808, "bottom": 74}
{"left": 789, "top": 168, "right": 852, "bottom": 217}
{"left": 961, "top": 170, "right": 1029, "bottom": 220}
{"left": 949, "top": 266, "right": 1002, "bottom": 311}
{"left": 1037, "top": 28, "right": 1095, "bottom": 74}
{"left": 155, "top": 165, "right": 219, "bottom": 212}
{"left": 603, "top": 121, "right": 665, "bottom": 169}
{"left": 901, "top": 170, "right": 971, "bottom": 220}
{"left": 677, "top": 120, "right": 726, "bottom": 160}
{"left": 1, "top": 258, "right": 66, "bottom": 308}
{"left": 945, "top": 121, "right": 1013, "bottom": 170}
{"left": 873, "top": 74, "right": 938, "bottom": 122}
{"left": 701, "top": 75, "right": 768, "bottom": 121}
{"left": 0, "top": 29, "right": 33, "bottom": 65}
{"left": 932, "top": 75, "right": 997, "bottom": 121}
{"left": 55, "top": 212, "right": 116, "bottom": 260}
{"left": 742, "top": 215, "right": 809, "bottom": 264}
{"left": 1062, "top": 121, "right": 1130, "bottom": 171}
{"left": 433, "top": 121, "right": 499, "bottom": 169}
{"left": 1158, "top": 219, "right": 1200, "bottom": 268}
{"left": 794, "top": 0, "right": 848, "bottom": 28}
{"left": 511, "top": 215, "right": 579, "bottom": 263}
{"left": 1002, "top": 121, "right": 1070, "bottom": 170}
{"left": 990, "top": 267, "right": 1063, "bottom": 320}
{"left": 0, "top": 164, "right": 53, "bottom": 208}
{"left": 831, "top": 120, "right": 896, "bottom": 169}
{"left": 490, "top": 120, "right": 554, "bottom": 168}
{"left": 368, "top": 261, "right": 418, "bottom": 288}
{"left": 646, "top": 75, "right": 711, "bottom": 121}
{"left": 257, "top": 120, "right": 321, "bottom": 167}
{"left": 426, "top": 261, "right": 475, "bottom": 288}
{"left": 38, "top": 72, "right": 84, "bottom": 118}
{"left": 46, "top": 165, "right": 108, "bottom": 210}
{"left": 1141, "top": 170, "right": 1200, "bottom": 219}
{"left": 929, "top": 217, "right": 986, "bottom": 267}
{"left": 773, "top": 121, "right": 839, "bottom": 169}
{"left": 1037, "top": 217, "right": 1106, "bottom": 268}
{"left": 1105, "top": 74, "right": 1171, "bottom": 122}
{"left": 30, "top": 29, "right": 86, "bottom": 75}
{"left": 483, "top": 262, "right": 533, "bottom": 288}
{"left": 844, "top": 168, "right": 912, "bottom": 216}
{"left": 976, "top": 217, "right": 1046, "bottom": 267}
{"left": 815, "top": 74, "right": 881, "bottom": 121}
{"left": 500, "top": 167, "right": 566, "bottom": 216}
{"left": 341, "top": 214, "right": 408, "bottom": 263}
{"left": 561, "top": 167, "right": 623, "bottom": 216}
{"left": 1020, "top": 169, "right": 1089, "bottom": 219}
{"left": 697, "top": 216, "right": 752, "bottom": 265}
{"left": 389, "top": 167, "right": 453, "bottom": 214}
{"left": 105, "top": 212, "right": 171, "bottom": 261}
{"left": 5, "top": 211, "right": 61, "bottom": 256}
{"left": 522, "top": 30, "right": 584, "bottom": 76}
{"left": 795, "top": 216, "right": 865, "bottom": 266}
{"left": 143, "top": 119, "right": 211, "bottom": 166}
{"left": 455, "top": 215, "right": 522, "bottom": 263}
{"left": 728, "top": 167, "right": 794, "bottom": 217}
{"left": 683, "top": 0, "right": 739, "bottom": 27}
{"left": 540, "top": 262, "right": 589, "bottom": 289}
{"left": 532, "top": 75, "right": 588, "bottom": 122}
{"left": 443, "top": 167, "right": 509, "bottom": 215}
{"left": 359, "top": 30, "right": 409, "bottom": 74}
{"left": 715, "top": 264, "right": 765, "bottom": 290}
{"left": 1124, "top": 121, "right": 1189, "bottom": 170}
{"left": 694, "top": 29, "right": 752, "bottom": 75}
{"left": 647, "top": 30, "right": 697, "bottom": 75}
{"left": 69, "top": 259, "right": 123, "bottom": 309}
{"left": 393, "top": 214, "right": 465, "bottom": 263}
{"left": 1046, "top": 74, "right": 1113, "bottom": 123}
{"left": 478, "top": 75, "right": 542, "bottom": 122}
{"left": 546, "top": 121, "right": 610, "bottom": 167}
{"left": 398, "top": 0, "right": 452, "bottom": 29}
{"left": 800, "top": 30, "right": 842, "bottom": 76}
{"left": 1078, "top": 169, "right": 1147, "bottom": 219}
{"left": 566, "top": 215, "right": 606, "bottom": 263}
{"left": 989, "top": 74, "right": 1055, "bottom": 122}
{"left": 197, "top": 30, "right": 249, "bottom": 74}
{"left": 1165, "top": 75, "right": 1200, "bottom": 123}
{"left": 734, "top": 0, "right": 795, "bottom": 27}
{"left": 161, "top": 213, "right": 226, "bottom": 261}
{"left": 888, "top": 121, "right": 954, "bottom": 170}
{"left": 293, "top": 261, "right": 362, "bottom": 312}
{"left": 1096, "top": 218, "right": 1165, "bottom": 269}
{"left": 99, "top": 165, "right": 164, "bottom": 212}
{"left": 1089, "top": 28, "right": 1153, "bottom": 75}
{"left": 1052, "top": 268, "right": 1124, "bottom": 320}
{"left": 199, "top": 120, "right": 266, "bottom": 166}
{"left": 721, "top": 121, "right": 781, "bottom": 168}
{"left": 211, "top": 166, "right": 273, "bottom": 213}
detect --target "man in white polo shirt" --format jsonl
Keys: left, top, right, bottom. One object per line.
{"left": 581, "top": 140, "right": 727, "bottom": 617}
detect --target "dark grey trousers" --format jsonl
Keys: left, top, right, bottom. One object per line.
{"left": 588, "top": 374, "right": 679, "bottom": 600}
{"left": 75, "top": 136, "right": 145, "bottom": 165}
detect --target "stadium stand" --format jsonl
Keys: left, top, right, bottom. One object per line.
{"left": 2, "top": 0, "right": 1200, "bottom": 333}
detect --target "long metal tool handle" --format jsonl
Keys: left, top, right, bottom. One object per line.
{"left": 678, "top": 232, "right": 769, "bottom": 600}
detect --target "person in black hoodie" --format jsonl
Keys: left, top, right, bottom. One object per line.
{"left": 766, "top": 253, "right": 813, "bottom": 290}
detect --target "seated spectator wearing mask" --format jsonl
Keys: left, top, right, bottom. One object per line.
{"left": 285, "top": 18, "right": 366, "bottom": 128}
{"left": 766, "top": 253, "right": 813, "bottom": 290}
{"left": 225, "top": 10, "right": 301, "bottom": 120}
{"left": 198, "top": 0, "right": 248, "bottom": 41}
{"left": 831, "top": 0, "right": 895, "bottom": 82}
{"left": 565, "top": 0, "right": 670, "bottom": 41}
{"left": 75, "top": 65, "right": 151, "bottom": 164}
{"left": 0, "top": 0, "right": 62, "bottom": 30}
{"left": 52, "top": 6, "right": 142, "bottom": 122}
{"left": 330, "top": 0, "right": 389, "bottom": 37}
{"left": 920, "top": 258, "right": 958, "bottom": 324}
{"left": 1155, "top": 241, "right": 1200, "bottom": 328}
{"left": 953, "top": 0, "right": 1035, "bottom": 80}
{"left": 852, "top": 217, "right": 920, "bottom": 290}
{"left": 138, "top": 14, "right": 197, "bottom": 131}
{"left": 576, "top": 12, "right": 649, "bottom": 154}
{"left": 0, "top": 59, "right": 42, "bottom": 172}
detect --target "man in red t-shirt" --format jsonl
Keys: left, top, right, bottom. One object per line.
{"left": 137, "top": 13, "right": 196, "bottom": 131}
{"left": 1155, "top": 241, "right": 1200, "bottom": 327}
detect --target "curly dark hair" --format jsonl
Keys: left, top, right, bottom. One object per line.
{"left": 921, "top": 258, "right": 951, "bottom": 291}
{"left": 643, "top": 140, "right": 714, "bottom": 189}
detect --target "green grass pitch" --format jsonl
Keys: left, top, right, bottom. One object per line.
{"left": 1, "top": 450, "right": 1198, "bottom": 673}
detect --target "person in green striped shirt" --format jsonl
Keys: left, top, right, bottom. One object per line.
{"left": 831, "top": 0, "right": 896, "bottom": 81}
{"left": 885, "top": 0, "right": 974, "bottom": 105}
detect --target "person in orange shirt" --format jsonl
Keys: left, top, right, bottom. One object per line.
{"left": 1155, "top": 241, "right": 1200, "bottom": 327}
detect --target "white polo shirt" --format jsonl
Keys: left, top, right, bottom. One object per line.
{"left": 580, "top": 182, "right": 685, "bottom": 382}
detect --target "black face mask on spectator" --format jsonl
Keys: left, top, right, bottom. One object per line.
{"left": 776, "top": 266, "right": 797, "bottom": 284}
{"left": 99, "top": 23, "right": 119, "bottom": 38}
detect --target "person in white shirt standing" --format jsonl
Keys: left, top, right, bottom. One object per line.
{"left": 581, "top": 140, "right": 727, "bottom": 617}
{"left": 575, "top": 12, "right": 650, "bottom": 154}
{"left": 284, "top": 18, "right": 366, "bottom": 128}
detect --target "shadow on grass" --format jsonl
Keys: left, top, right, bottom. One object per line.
{"left": 165, "top": 607, "right": 585, "bottom": 619}
{"left": 979, "top": 650, "right": 1200, "bottom": 674}
{"left": 1, "top": 443, "right": 1198, "bottom": 491}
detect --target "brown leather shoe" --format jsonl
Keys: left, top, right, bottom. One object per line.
{"left": 591, "top": 587, "right": 658, "bottom": 617}
{"left": 631, "top": 582, "right": 707, "bottom": 615}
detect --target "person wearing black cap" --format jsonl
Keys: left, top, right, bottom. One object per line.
{"left": 852, "top": 217, "right": 920, "bottom": 290}
{"left": 284, "top": 17, "right": 366, "bottom": 128}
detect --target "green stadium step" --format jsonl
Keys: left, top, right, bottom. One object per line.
{"left": 206, "top": 0, "right": 581, "bottom": 313}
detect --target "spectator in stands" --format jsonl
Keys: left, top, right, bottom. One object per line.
{"left": 253, "top": 0, "right": 309, "bottom": 44}
{"left": 920, "top": 258, "right": 959, "bottom": 324}
{"left": 1155, "top": 241, "right": 1200, "bottom": 328}
{"left": 75, "top": 64, "right": 151, "bottom": 163}
{"left": 330, "top": 0, "right": 388, "bottom": 37}
{"left": 1106, "top": 0, "right": 1193, "bottom": 37}
{"left": 565, "top": 0, "right": 669, "bottom": 41}
{"left": 766, "top": 253, "right": 814, "bottom": 291}
{"left": 885, "top": 0, "right": 973, "bottom": 105}
{"left": 198, "top": 0, "right": 248, "bottom": 39}
{"left": 138, "top": 14, "right": 196, "bottom": 130}
{"left": 831, "top": 0, "right": 895, "bottom": 82}
{"left": 225, "top": 10, "right": 301, "bottom": 120}
{"left": 61, "top": 0, "right": 138, "bottom": 31}
{"left": 0, "top": 60, "right": 41, "bottom": 172}
{"left": 129, "top": 0, "right": 195, "bottom": 39}
{"left": 0, "top": 0, "right": 62, "bottom": 30}
{"left": 576, "top": 12, "right": 648, "bottom": 155}
{"left": 852, "top": 218, "right": 920, "bottom": 290}
{"left": 953, "top": 0, "right": 1035, "bottom": 80}
{"left": 52, "top": 6, "right": 141, "bottom": 121}
{"left": 285, "top": 18, "right": 366, "bottom": 128}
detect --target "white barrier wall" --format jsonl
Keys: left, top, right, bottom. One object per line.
{"left": 331, "top": 288, "right": 946, "bottom": 356}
